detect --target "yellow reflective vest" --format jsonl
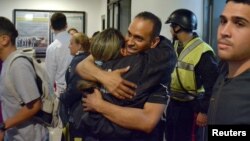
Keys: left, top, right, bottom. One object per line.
{"left": 170, "top": 37, "right": 214, "bottom": 96}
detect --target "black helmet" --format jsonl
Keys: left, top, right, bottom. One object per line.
{"left": 165, "top": 9, "right": 197, "bottom": 31}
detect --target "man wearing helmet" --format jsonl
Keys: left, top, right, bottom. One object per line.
{"left": 165, "top": 9, "right": 218, "bottom": 141}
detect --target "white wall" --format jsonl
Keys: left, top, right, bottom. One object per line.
{"left": 0, "top": 0, "right": 104, "bottom": 37}
{"left": 0, "top": 0, "right": 204, "bottom": 39}
{"left": 100, "top": 0, "right": 107, "bottom": 31}
{"left": 131, "top": 0, "right": 203, "bottom": 40}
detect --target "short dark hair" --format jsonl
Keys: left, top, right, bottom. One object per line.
{"left": 135, "top": 11, "right": 162, "bottom": 38}
{"left": 50, "top": 12, "right": 67, "bottom": 30}
{"left": 67, "top": 27, "right": 78, "bottom": 33}
{"left": 92, "top": 31, "right": 100, "bottom": 38}
{"left": 226, "top": 0, "right": 250, "bottom": 4}
{"left": 0, "top": 17, "right": 18, "bottom": 45}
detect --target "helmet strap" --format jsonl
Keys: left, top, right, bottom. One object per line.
{"left": 173, "top": 28, "right": 182, "bottom": 34}
{"left": 172, "top": 36, "right": 178, "bottom": 45}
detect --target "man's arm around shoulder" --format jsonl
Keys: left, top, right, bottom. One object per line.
{"left": 76, "top": 55, "right": 136, "bottom": 99}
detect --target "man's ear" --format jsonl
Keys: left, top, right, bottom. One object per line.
{"left": 76, "top": 43, "right": 81, "bottom": 50}
{"left": 150, "top": 36, "right": 160, "bottom": 49}
{"left": 0, "top": 35, "right": 10, "bottom": 46}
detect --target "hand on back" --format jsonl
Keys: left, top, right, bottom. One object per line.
{"left": 99, "top": 66, "right": 137, "bottom": 99}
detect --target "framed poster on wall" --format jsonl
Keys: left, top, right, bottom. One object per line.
{"left": 13, "top": 9, "right": 85, "bottom": 57}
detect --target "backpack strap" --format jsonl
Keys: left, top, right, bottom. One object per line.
{"left": 5, "top": 54, "right": 36, "bottom": 106}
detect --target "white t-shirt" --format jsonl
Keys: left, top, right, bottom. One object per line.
{"left": 0, "top": 51, "right": 48, "bottom": 141}
{"left": 45, "top": 31, "right": 73, "bottom": 95}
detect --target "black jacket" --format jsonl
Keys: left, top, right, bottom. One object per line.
{"left": 59, "top": 52, "right": 89, "bottom": 125}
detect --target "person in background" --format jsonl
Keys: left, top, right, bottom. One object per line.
{"left": 0, "top": 17, "right": 48, "bottom": 141}
{"left": 208, "top": 0, "right": 250, "bottom": 126}
{"left": 45, "top": 12, "right": 73, "bottom": 96}
{"left": 67, "top": 27, "right": 78, "bottom": 36}
{"left": 165, "top": 9, "right": 218, "bottom": 141}
{"left": 59, "top": 32, "right": 90, "bottom": 141}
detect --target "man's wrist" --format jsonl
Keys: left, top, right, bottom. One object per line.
{"left": 95, "top": 100, "right": 108, "bottom": 114}
{"left": 96, "top": 69, "right": 106, "bottom": 83}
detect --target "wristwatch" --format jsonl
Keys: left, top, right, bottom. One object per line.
{"left": 0, "top": 122, "right": 6, "bottom": 132}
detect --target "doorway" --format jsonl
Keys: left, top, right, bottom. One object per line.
{"left": 203, "top": 0, "right": 226, "bottom": 55}
{"left": 107, "top": 0, "right": 131, "bottom": 35}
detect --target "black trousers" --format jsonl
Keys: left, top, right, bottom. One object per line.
{"left": 165, "top": 99, "right": 195, "bottom": 141}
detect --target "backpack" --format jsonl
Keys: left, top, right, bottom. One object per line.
{"left": 5, "top": 52, "right": 59, "bottom": 128}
